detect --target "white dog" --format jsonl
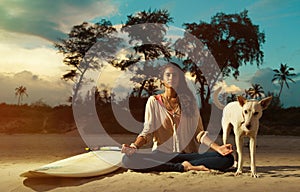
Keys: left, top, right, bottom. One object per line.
{"left": 214, "top": 88, "right": 272, "bottom": 177}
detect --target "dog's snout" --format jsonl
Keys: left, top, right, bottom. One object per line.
{"left": 246, "top": 124, "right": 251, "bottom": 129}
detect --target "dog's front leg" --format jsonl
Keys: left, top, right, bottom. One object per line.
{"left": 235, "top": 135, "right": 244, "bottom": 176}
{"left": 249, "top": 136, "right": 259, "bottom": 178}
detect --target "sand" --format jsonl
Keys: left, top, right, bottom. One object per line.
{"left": 0, "top": 130, "right": 299, "bottom": 192}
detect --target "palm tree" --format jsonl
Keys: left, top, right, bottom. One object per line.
{"left": 15, "top": 86, "right": 28, "bottom": 105}
{"left": 246, "top": 84, "right": 265, "bottom": 99}
{"left": 226, "top": 93, "right": 237, "bottom": 103}
{"left": 272, "top": 63, "right": 296, "bottom": 98}
{"left": 243, "top": 89, "right": 250, "bottom": 99}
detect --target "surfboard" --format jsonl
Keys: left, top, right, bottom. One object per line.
{"left": 20, "top": 146, "right": 124, "bottom": 178}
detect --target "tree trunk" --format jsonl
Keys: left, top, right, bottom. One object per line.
{"left": 278, "top": 82, "right": 283, "bottom": 98}
{"left": 138, "top": 80, "right": 147, "bottom": 98}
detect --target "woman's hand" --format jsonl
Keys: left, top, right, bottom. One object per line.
{"left": 212, "top": 143, "right": 233, "bottom": 156}
{"left": 121, "top": 144, "right": 137, "bottom": 156}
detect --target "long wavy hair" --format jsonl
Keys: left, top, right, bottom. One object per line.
{"left": 159, "top": 62, "right": 197, "bottom": 117}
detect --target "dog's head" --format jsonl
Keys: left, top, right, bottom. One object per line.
{"left": 237, "top": 96, "right": 272, "bottom": 132}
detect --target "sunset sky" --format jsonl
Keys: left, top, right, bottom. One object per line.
{"left": 0, "top": 0, "right": 299, "bottom": 107}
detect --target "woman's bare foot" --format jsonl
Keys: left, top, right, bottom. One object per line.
{"left": 182, "top": 161, "right": 210, "bottom": 172}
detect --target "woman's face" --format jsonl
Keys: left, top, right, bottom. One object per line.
{"left": 162, "top": 66, "right": 180, "bottom": 89}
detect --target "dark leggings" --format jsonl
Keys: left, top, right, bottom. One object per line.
{"left": 122, "top": 150, "right": 234, "bottom": 172}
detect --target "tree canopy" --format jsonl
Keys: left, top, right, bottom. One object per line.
{"left": 245, "top": 83, "right": 265, "bottom": 99}
{"left": 184, "top": 10, "right": 265, "bottom": 79}
{"left": 54, "top": 9, "right": 266, "bottom": 111}
{"left": 54, "top": 19, "right": 116, "bottom": 82}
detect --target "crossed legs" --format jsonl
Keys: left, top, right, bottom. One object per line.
{"left": 122, "top": 150, "right": 234, "bottom": 172}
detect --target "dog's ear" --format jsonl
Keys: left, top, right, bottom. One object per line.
{"left": 259, "top": 96, "right": 272, "bottom": 110}
{"left": 237, "top": 96, "right": 247, "bottom": 107}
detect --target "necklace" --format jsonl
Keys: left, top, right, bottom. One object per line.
{"left": 162, "top": 94, "right": 180, "bottom": 117}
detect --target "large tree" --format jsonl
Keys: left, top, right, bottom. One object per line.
{"left": 182, "top": 10, "right": 265, "bottom": 108}
{"left": 55, "top": 20, "right": 117, "bottom": 82}
{"left": 184, "top": 10, "right": 265, "bottom": 78}
{"left": 54, "top": 20, "right": 120, "bottom": 103}
{"left": 111, "top": 9, "right": 174, "bottom": 97}
{"left": 122, "top": 9, "right": 173, "bottom": 60}
{"left": 272, "top": 63, "right": 296, "bottom": 98}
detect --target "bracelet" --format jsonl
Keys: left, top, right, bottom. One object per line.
{"left": 130, "top": 143, "right": 138, "bottom": 149}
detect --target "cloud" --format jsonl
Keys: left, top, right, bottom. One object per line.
{"left": 0, "top": 30, "right": 69, "bottom": 78}
{"left": 247, "top": 0, "right": 300, "bottom": 22}
{"left": 250, "top": 67, "right": 277, "bottom": 93}
{"left": 249, "top": 0, "right": 289, "bottom": 11}
{"left": 248, "top": 0, "right": 297, "bottom": 14}
{"left": 0, "top": 71, "right": 72, "bottom": 106}
{"left": 215, "top": 81, "right": 242, "bottom": 94}
{"left": 108, "top": 68, "right": 136, "bottom": 102}
{"left": 0, "top": 0, "right": 119, "bottom": 41}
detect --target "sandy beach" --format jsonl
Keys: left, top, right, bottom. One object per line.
{"left": 1, "top": 130, "right": 299, "bottom": 192}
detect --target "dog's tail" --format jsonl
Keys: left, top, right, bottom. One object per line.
{"left": 213, "top": 87, "right": 225, "bottom": 110}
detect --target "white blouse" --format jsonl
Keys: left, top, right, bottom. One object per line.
{"left": 138, "top": 95, "right": 209, "bottom": 153}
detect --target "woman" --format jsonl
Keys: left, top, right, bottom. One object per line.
{"left": 122, "top": 62, "right": 234, "bottom": 172}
